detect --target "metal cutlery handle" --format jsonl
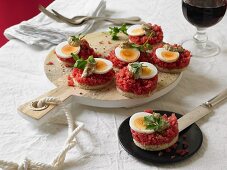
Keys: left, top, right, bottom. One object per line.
{"left": 89, "top": 16, "right": 141, "bottom": 21}
{"left": 203, "top": 88, "right": 227, "bottom": 107}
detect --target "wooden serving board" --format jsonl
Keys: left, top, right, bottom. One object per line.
{"left": 44, "top": 32, "right": 181, "bottom": 101}
{"left": 18, "top": 32, "right": 182, "bottom": 121}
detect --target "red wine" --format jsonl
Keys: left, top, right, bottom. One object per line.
{"left": 182, "top": 0, "right": 227, "bottom": 28}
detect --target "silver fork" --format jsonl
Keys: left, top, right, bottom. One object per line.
{"left": 38, "top": 5, "right": 61, "bottom": 22}
{"left": 51, "top": 9, "right": 144, "bottom": 25}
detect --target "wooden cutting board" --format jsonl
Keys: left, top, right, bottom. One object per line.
{"left": 18, "top": 32, "right": 181, "bottom": 120}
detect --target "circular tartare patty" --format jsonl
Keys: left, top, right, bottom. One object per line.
{"left": 151, "top": 44, "right": 191, "bottom": 72}
{"left": 56, "top": 40, "right": 99, "bottom": 67}
{"left": 128, "top": 24, "right": 163, "bottom": 45}
{"left": 115, "top": 67, "right": 158, "bottom": 96}
{"left": 71, "top": 68, "right": 115, "bottom": 89}
{"left": 131, "top": 113, "right": 179, "bottom": 150}
{"left": 106, "top": 50, "right": 152, "bottom": 70}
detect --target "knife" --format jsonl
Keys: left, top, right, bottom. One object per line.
{"left": 178, "top": 88, "right": 227, "bottom": 132}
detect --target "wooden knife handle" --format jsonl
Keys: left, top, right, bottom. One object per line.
{"left": 17, "top": 86, "right": 74, "bottom": 120}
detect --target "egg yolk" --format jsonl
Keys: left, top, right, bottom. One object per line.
{"left": 161, "top": 51, "right": 178, "bottom": 61}
{"left": 131, "top": 28, "right": 144, "bottom": 35}
{"left": 134, "top": 117, "right": 146, "bottom": 130}
{"left": 120, "top": 49, "right": 137, "bottom": 61}
{"left": 141, "top": 67, "right": 152, "bottom": 76}
{"left": 95, "top": 60, "right": 108, "bottom": 72}
{"left": 61, "top": 44, "right": 79, "bottom": 55}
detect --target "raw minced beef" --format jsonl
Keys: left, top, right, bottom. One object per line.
{"left": 115, "top": 67, "right": 158, "bottom": 95}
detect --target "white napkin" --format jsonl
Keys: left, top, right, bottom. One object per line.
{"left": 4, "top": 0, "right": 106, "bottom": 49}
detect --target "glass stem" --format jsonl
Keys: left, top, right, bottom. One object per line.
{"left": 193, "top": 27, "right": 208, "bottom": 49}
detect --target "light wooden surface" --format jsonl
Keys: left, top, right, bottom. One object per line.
{"left": 18, "top": 85, "right": 74, "bottom": 120}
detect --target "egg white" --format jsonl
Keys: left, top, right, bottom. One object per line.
{"left": 129, "top": 112, "right": 155, "bottom": 134}
{"left": 127, "top": 24, "right": 146, "bottom": 36}
{"left": 115, "top": 47, "right": 140, "bottom": 63}
{"left": 155, "top": 48, "right": 179, "bottom": 63}
{"left": 93, "top": 58, "right": 113, "bottom": 74}
{"left": 139, "top": 62, "right": 158, "bottom": 79}
{"left": 55, "top": 41, "right": 80, "bottom": 58}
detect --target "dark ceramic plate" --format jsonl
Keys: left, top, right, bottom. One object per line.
{"left": 118, "top": 110, "right": 203, "bottom": 164}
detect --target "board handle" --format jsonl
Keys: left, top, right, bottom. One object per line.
{"left": 18, "top": 86, "right": 74, "bottom": 120}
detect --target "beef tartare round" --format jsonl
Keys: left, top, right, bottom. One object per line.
{"left": 151, "top": 43, "right": 191, "bottom": 73}
{"left": 71, "top": 68, "right": 115, "bottom": 89}
{"left": 115, "top": 62, "right": 158, "bottom": 98}
{"left": 129, "top": 111, "right": 179, "bottom": 151}
{"left": 69, "top": 57, "right": 114, "bottom": 90}
{"left": 55, "top": 36, "right": 99, "bottom": 67}
{"left": 127, "top": 23, "right": 163, "bottom": 45}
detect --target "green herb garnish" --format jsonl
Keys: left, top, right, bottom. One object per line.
{"left": 163, "top": 44, "right": 184, "bottom": 53}
{"left": 128, "top": 62, "right": 143, "bottom": 79}
{"left": 74, "top": 59, "right": 87, "bottom": 69}
{"left": 142, "top": 23, "right": 156, "bottom": 37}
{"left": 109, "top": 24, "right": 128, "bottom": 40}
{"left": 68, "top": 34, "right": 86, "bottom": 47}
{"left": 131, "top": 43, "right": 152, "bottom": 52}
{"left": 144, "top": 113, "right": 169, "bottom": 132}
{"left": 71, "top": 53, "right": 79, "bottom": 61}
{"left": 87, "top": 55, "right": 96, "bottom": 64}
{"left": 74, "top": 55, "right": 96, "bottom": 70}
{"left": 120, "top": 41, "right": 152, "bottom": 52}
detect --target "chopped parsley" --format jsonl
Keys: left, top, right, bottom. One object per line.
{"left": 109, "top": 24, "right": 128, "bottom": 40}
{"left": 144, "top": 113, "right": 169, "bottom": 132}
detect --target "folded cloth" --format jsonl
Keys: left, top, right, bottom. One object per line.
{"left": 4, "top": 0, "right": 106, "bottom": 49}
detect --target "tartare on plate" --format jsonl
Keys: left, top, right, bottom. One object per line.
{"left": 127, "top": 23, "right": 163, "bottom": 45}
{"left": 151, "top": 43, "right": 191, "bottom": 73}
{"left": 130, "top": 110, "right": 179, "bottom": 151}
{"left": 68, "top": 56, "right": 115, "bottom": 90}
{"left": 106, "top": 42, "right": 152, "bottom": 70}
{"left": 55, "top": 35, "right": 99, "bottom": 67}
{"left": 115, "top": 62, "right": 158, "bottom": 98}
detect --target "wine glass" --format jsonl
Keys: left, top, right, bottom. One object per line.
{"left": 182, "top": 0, "right": 227, "bottom": 57}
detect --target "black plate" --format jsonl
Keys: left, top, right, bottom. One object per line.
{"left": 118, "top": 110, "right": 203, "bottom": 164}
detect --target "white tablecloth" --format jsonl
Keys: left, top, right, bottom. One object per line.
{"left": 1, "top": 0, "right": 227, "bottom": 169}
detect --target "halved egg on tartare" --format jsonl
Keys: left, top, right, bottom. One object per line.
{"left": 151, "top": 43, "right": 191, "bottom": 73}
{"left": 130, "top": 110, "right": 179, "bottom": 151}
{"left": 55, "top": 35, "right": 99, "bottom": 67}
{"left": 106, "top": 42, "right": 152, "bottom": 70}
{"left": 115, "top": 62, "right": 158, "bottom": 98}
{"left": 127, "top": 23, "right": 163, "bottom": 46}
{"left": 68, "top": 56, "right": 115, "bottom": 90}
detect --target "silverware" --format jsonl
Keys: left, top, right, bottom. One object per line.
{"left": 203, "top": 88, "right": 227, "bottom": 107}
{"left": 39, "top": 4, "right": 144, "bottom": 25}
{"left": 38, "top": 5, "right": 61, "bottom": 22}
{"left": 51, "top": 9, "right": 144, "bottom": 25}
{"left": 178, "top": 88, "right": 227, "bottom": 132}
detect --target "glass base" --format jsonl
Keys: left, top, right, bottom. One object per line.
{"left": 181, "top": 39, "right": 220, "bottom": 58}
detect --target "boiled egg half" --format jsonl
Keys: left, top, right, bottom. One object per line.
{"left": 128, "top": 62, "right": 158, "bottom": 79}
{"left": 93, "top": 58, "right": 113, "bottom": 74}
{"left": 129, "top": 112, "right": 155, "bottom": 134}
{"left": 155, "top": 48, "right": 179, "bottom": 63}
{"left": 139, "top": 62, "right": 158, "bottom": 79}
{"left": 127, "top": 24, "right": 146, "bottom": 36}
{"left": 115, "top": 47, "right": 140, "bottom": 63}
{"left": 55, "top": 41, "right": 80, "bottom": 58}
